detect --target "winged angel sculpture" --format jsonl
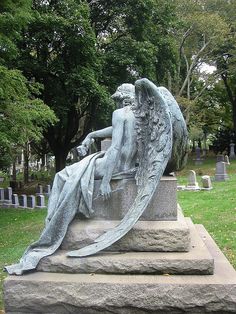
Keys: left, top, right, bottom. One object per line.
{"left": 6, "top": 78, "right": 188, "bottom": 275}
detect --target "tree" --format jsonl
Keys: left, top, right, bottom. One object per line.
{"left": 0, "top": 65, "right": 57, "bottom": 178}
{"left": 172, "top": 0, "right": 229, "bottom": 124}
{"left": 208, "top": 0, "right": 236, "bottom": 137}
{"left": 88, "top": 0, "right": 178, "bottom": 92}
{"left": 0, "top": 0, "right": 57, "bottom": 179}
{"left": 16, "top": 0, "right": 112, "bottom": 171}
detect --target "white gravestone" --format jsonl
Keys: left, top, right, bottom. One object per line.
{"left": 201, "top": 175, "right": 212, "bottom": 190}
{"left": 186, "top": 170, "right": 200, "bottom": 190}
{"left": 225, "top": 155, "right": 230, "bottom": 165}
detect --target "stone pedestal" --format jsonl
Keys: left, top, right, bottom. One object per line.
{"left": 61, "top": 209, "right": 189, "bottom": 252}
{"left": 3, "top": 177, "right": 236, "bottom": 313}
{"left": 92, "top": 176, "right": 177, "bottom": 220}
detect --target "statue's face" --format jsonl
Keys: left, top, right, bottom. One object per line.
{"left": 112, "top": 84, "right": 135, "bottom": 108}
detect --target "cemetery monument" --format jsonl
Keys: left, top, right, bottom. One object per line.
{"left": 3, "top": 78, "right": 236, "bottom": 313}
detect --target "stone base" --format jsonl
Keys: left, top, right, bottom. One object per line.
{"left": 38, "top": 219, "right": 213, "bottom": 275}
{"left": 92, "top": 176, "right": 177, "bottom": 221}
{"left": 4, "top": 224, "right": 236, "bottom": 313}
{"left": 61, "top": 208, "right": 190, "bottom": 252}
{"left": 215, "top": 174, "right": 229, "bottom": 181}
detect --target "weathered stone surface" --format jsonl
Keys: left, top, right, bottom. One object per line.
{"left": 186, "top": 170, "right": 200, "bottom": 190}
{"left": 215, "top": 161, "right": 229, "bottom": 181}
{"left": 4, "top": 223, "right": 236, "bottom": 314}
{"left": 38, "top": 219, "right": 213, "bottom": 275}
{"left": 92, "top": 176, "right": 177, "bottom": 221}
{"left": 62, "top": 209, "right": 190, "bottom": 252}
{"left": 201, "top": 175, "right": 212, "bottom": 190}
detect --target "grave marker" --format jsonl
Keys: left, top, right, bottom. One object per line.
{"left": 36, "top": 195, "right": 46, "bottom": 209}
{"left": 186, "top": 170, "right": 200, "bottom": 190}
{"left": 201, "top": 176, "right": 212, "bottom": 190}
{"left": 215, "top": 161, "right": 229, "bottom": 181}
{"left": 19, "top": 194, "right": 27, "bottom": 208}
{"left": 27, "top": 195, "right": 36, "bottom": 209}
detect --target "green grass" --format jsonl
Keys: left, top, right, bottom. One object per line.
{"left": 0, "top": 208, "right": 46, "bottom": 310}
{"left": 0, "top": 156, "right": 236, "bottom": 310}
{"left": 176, "top": 156, "right": 236, "bottom": 270}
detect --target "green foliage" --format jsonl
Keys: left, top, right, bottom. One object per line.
{"left": 16, "top": 0, "right": 112, "bottom": 170}
{"left": 0, "top": 0, "right": 32, "bottom": 65}
{"left": 211, "top": 127, "right": 235, "bottom": 154}
{"left": 89, "top": 0, "right": 178, "bottom": 91}
{"left": 0, "top": 65, "right": 57, "bottom": 152}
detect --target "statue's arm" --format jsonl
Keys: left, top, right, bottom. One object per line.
{"left": 84, "top": 126, "right": 113, "bottom": 142}
{"left": 99, "top": 110, "right": 124, "bottom": 199}
{"left": 77, "top": 126, "right": 112, "bottom": 156}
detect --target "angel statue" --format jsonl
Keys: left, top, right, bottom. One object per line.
{"left": 5, "top": 78, "right": 188, "bottom": 275}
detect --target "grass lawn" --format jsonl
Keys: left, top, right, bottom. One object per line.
{"left": 176, "top": 156, "right": 236, "bottom": 270}
{"left": 0, "top": 208, "right": 46, "bottom": 310}
{"left": 0, "top": 155, "right": 236, "bottom": 310}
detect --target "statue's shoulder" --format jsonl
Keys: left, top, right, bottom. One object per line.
{"left": 112, "top": 107, "right": 128, "bottom": 121}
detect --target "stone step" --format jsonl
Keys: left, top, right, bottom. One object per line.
{"left": 4, "top": 223, "right": 236, "bottom": 313}
{"left": 61, "top": 208, "right": 190, "bottom": 252}
{"left": 38, "top": 218, "right": 213, "bottom": 275}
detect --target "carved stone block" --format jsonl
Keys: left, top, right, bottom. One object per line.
{"left": 91, "top": 176, "right": 177, "bottom": 221}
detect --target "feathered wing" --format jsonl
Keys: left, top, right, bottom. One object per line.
{"left": 67, "top": 78, "right": 173, "bottom": 257}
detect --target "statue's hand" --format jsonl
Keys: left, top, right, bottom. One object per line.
{"left": 77, "top": 144, "right": 88, "bottom": 157}
{"left": 77, "top": 137, "right": 94, "bottom": 157}
{"left": 99, "top": 182, "right": 112, "bottom": 200}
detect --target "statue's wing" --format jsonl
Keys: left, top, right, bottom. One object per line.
{"left": 67, "top": 78, "right": 172, "bottom": 257}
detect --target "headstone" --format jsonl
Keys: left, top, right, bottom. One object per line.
{"left": 4, "top": 187, "right": 12, "bottom": 203}
{"left": 43, "top": 185, "right": 51, "bottom": 195}
{"left": 195, "top": 146, "right": 201, "bottom": 159}
{"left": 215, "top": 161, "right": 229, "bottom": 181}
{"left": 36, "top": 184, "right": 43, "bottom": 194}
{"left": 186, "top": 170, "right": 200, "bottom": 190}
{"left": 12, "top": 194, "right": 19, "bottom": 208}
{"left": 36, "top": 195, "right": 46, "bottom": 209}
{"left": 201, "top": 175, "right": 212, "bottom": 190}
{"left": 27, "top": 195, "right": 36, "bottom": 209}
{"left": 225, "top": 155, "right": 230, "bottom": 165}
{"left": 194, "top": 147, "right": 203, "bottom": 165}
{"left": 216, "top": 154, "right": 224, "bottom": 162}
{"left": 229, "top": 143, "right": 236, "bottom": 159}
{"left": 101, "top": 138, "right": 112, "bottom": 151}
{"left": 0, "top": 188, "right": 4, "bottom": 201}
{"left": 19, "top": 194, "right": 27, "bottom": 208}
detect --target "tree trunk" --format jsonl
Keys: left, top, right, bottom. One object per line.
{"left": 23, "top": 143, "right": 29, "bottom": 184}
{"left": 54, "top": 149, "right": 69, "bottom": 173}
{"left": 232, "top": 98, "right": 236, "bottom": 137}
{"left": 12, "top": 160, "right": 17, "bottom": 181}
{"left": 221, "top": 73, "right": 236, "bottom": 137}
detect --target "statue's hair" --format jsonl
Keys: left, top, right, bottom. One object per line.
{"left": 112, "top": 83, "right": 135, "bottom": 103}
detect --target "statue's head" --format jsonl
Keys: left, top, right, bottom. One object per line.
{"left": 112, "top": 83, "right": 135, "bottom": 108}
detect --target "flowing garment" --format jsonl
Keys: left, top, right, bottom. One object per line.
{"left": 5, "top": 152, "right": 104, "bottom": 275}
